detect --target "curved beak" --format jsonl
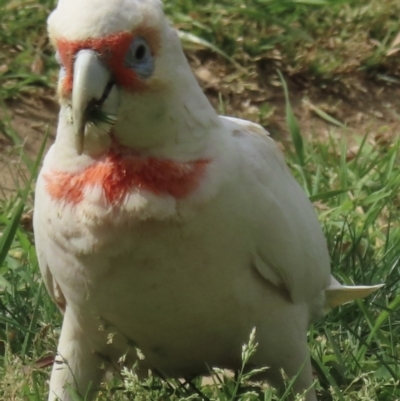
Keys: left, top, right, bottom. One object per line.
{"left": 72, "top": 50, "right": 118, "bottom": 155}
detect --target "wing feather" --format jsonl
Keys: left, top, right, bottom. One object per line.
{"left": 222, "top": 116, "right": 331, "bottom": 303}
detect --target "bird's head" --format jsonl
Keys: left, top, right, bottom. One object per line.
{"left": 48, "top": 0, "right": 217, "bottom": 158}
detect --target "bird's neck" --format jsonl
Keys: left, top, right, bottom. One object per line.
{"left": 112, "top": 68, "right": 221, "bottom": 161}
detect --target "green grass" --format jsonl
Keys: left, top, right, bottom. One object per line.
{"left": 1, "top": 0, "right": 400, "bottom": 400}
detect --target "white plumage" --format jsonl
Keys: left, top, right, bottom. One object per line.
{"left": 33, "top": 1, "right": 382, "bottom": 400}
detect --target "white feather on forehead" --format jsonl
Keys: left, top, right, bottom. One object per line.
{"left": 48, "top": 0, "right": 165, "bottom": 42}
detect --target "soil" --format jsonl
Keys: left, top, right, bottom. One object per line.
{"left": 1, "top": 56, "right": 400, "bottom": 199}
{"left": 0, "top": 92, "right": 58, "bottom": 198}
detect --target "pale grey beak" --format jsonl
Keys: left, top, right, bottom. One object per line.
{"left": 72, "top": 49, "right": 119, "bottom": 155}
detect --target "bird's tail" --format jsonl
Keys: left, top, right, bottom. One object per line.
{"left": 324, "top": 276, "right": 383, "bottom": 311}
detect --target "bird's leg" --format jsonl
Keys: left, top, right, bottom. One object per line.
{"left": 283, "top": 357, "right": 317, "bottom": 401}
{"left": 262, "top": 358, "right": 317, "bottom": 401}
{"left": 254, "top": 329, "right": 317, "bottom": 401}
{"left": 241, "top": 359, "right": 316, "bottom": 401}
{"left": 48, "top": 309, "right": 104, "bottom": 401}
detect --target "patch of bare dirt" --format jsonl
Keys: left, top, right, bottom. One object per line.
{"left": 0, "top": 93, "right": 57, "bottom": 198}
{"left": 191, "top": 53, "right": 400, "bottom": 144}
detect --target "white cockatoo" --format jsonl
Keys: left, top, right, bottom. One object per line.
{"left": 33, "top": 1, "right": 382, "bottom": 400}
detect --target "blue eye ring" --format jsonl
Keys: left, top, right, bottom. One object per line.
{"left": 125, "top": 37, "right": 154, "bottom": 79}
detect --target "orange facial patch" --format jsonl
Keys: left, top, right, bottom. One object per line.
{"left": 57, "top": 26, "right": 160, "bottom": 94}
{"left": 44, "top": 153, "right": 210, "bottom": 205}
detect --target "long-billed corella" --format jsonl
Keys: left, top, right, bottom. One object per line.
{"left": 33, "top": 1, "right": 382, "bottom": 400}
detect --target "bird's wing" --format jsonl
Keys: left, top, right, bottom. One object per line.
{"left": 33, "top": 177, "right": 67, "bottom": 313}
{"left": 222, "top": 116, "right": 271, "bottom": 138}
{"left": 221, "top": 116, "right": 331, "bottom": 303}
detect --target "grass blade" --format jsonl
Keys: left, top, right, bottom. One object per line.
{"left": 278, "top": 70, "right": 305, "bottom": 167}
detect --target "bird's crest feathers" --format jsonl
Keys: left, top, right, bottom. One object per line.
{"left": 48, "top": 0, "right": 165, "bottom": 43}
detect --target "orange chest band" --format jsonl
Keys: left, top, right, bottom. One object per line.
{"left": 44, "top": 154, "right": 210, "bottom": 205}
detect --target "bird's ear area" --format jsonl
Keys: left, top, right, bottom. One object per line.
{"left": 55, "top": 26, "right": 161, "bottom": 94}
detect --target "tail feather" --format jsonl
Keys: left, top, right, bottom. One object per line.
{"left": 324, "top": 276, "right": 383, "bottom": 311}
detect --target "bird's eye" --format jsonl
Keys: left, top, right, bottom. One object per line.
{"left": 135, "top": 44, "right": 147, "bottom": 61}
{"left": 125, "top": 37, "right": 154, "bottom": 79}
